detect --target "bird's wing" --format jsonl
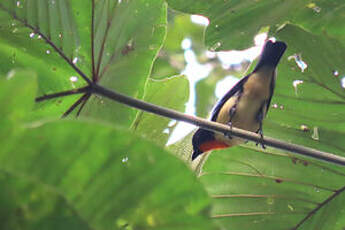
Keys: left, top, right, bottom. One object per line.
{"left": 210, "top": 74, "right": 250, "bottom": 121}
{"left": 265, "top": 70, "right": 276, "bottom": 113}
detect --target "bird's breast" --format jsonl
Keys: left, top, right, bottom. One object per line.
{"left": 214, "top": 69, "right": 274, "bottom": 145}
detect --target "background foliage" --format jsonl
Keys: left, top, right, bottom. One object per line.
{"left": 0, "top": 0, "right": 344, "bottom": 229}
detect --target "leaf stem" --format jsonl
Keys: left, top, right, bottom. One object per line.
{"left": 35, "top": 86, "right": 90, "bottom": 102}
{"left": 62, "top": 93, "right": 89, "bottom": 118}
{"left": 91, "top": 0, "right": 96, "bottom": 81}
{"left": 292, "top": 185, "right": 345, "bottom": 229}
{"left": 90, "top": 83, "right": 345, "bottom": 166}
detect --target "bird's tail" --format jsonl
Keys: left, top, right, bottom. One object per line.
{"left": 253, "top": 40, "right": 287, "bottom": 72}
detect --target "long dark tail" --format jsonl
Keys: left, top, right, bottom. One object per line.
{"left": 191, "top": 129, "right": 214, "bottom": 161}
{"left": 253, "top": 40, "right": 287, "bottom": 72}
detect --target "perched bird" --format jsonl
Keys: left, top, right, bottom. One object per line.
{"left": 192, "top": 40, "right": 287, "bottom": 161}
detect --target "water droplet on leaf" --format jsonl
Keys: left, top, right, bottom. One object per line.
{"left": 307, "top": 3, "right": 321, "bottom": 13}
{"left": 72, "top": 57, "right": 78, "bottom": 64}
{"left": 300, "top": 124, "right": 309, "bottom": 132}
{"left": 311, "top": 126, "right": 319, "bottom": 141}
{"left": 29, "top": 32, "right": 35, "bottom": 38}
{"left": 70, "top": 76, "right": 78, "bottom": 82}
{"left": 122, "top": 156, "right": 128, "bottom": 163}
{"left": 292, "top": 80, "right": 304, "bottom": 96}
{"left": 288, "top": 54, "right": 307, "bottom": 72}
{"left": 332, "top": 70, "right": 339, "bottom": 77}
{"left": 16, "top": 1, "right": 22, "bottom": 8}
{"left": 46, "top": 50, "right": 51, "bottom": 54}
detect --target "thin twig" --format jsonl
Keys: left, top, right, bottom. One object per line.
{"left": 91, "top": 0, "right": 96, "bottom": 81}
{"left": 76, "top": 93, "right": 91, "bottom": 116}
{"left": 90, "top": 84, "right": 345, "bottom": 166}
{"left": 62, "top": 93, "right": 89, "bottom": 118}
{"left": 35, "top": 86, "right": 90, "bottom": 102}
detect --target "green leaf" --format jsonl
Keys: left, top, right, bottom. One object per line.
{"left": 192, "top": 24, "right": 345, "bottom": 230}
{"left": 167, "top": 0, "right": 345, "bottom": 50}
{"left": 0, "top": 173, "right": 91, "bottom": 230}
{"left": 0, "top": 1, "right": 167, "bottom": 125}
{"left": 0, "top": 69, "right": 36, "bottom": 133}
{"left": 1, "top": 120, "right": 215, "bottom": 230}
{"left": 265, "top": 24, "right": 345, "bottom": 154}
{"left": 0, "top": 0, "right": 89, "bottom": 118}
{"left": 200, "top": 146, "right": 345, "bottom": 230}
{"left": 132, "top": 75, "right": 189, "bottom": 146}
{"left": 299, "top": 187, "right": 345, "bottom": 229}
{"left": 81, "top": 0, "right": 168, "bottom": 127}
{"left": 0, "top": 72, "right": 215, "bottom": 230}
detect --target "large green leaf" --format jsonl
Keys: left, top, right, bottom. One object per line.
{"left": 191, "top": 24, "right": 345, "bottom": 230}
{"left": 0, "top": 0, "right": 167, "bottom": 126}
{"left": 0, "top": 0, "right": 88, "bottom": 118}
{"left": 81, "top": 0, "right": 167, "bottom": 127}
{"left": 166, "top": 2, "right": 345, "bottom": 229}
{"left": 132, "top": 75, "right": 189, "bottom": 146}
{"left": 201, "top": 146, "right": 345, "bottom": 230}
{"left": 0, "top": 72, "right": 216, "bottom": 229}
{"left": 266, "top": 24, "right": 345, "bottom": 154}
{"left": 167, "top": 0, "right": 345, "bottom": 50}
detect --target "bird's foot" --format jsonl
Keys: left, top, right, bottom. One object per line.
{"left": 224, "top": 121, "right": 233, "bottom": 139}
{"left": 256, "top": 129, "right": 266, "bottom": 149}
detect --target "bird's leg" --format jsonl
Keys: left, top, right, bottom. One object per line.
{"left": 255, "top": 103, "right": 266, "bottom": 149}
{"left": 225, "top": 105, "right": 237, "bottom": 139}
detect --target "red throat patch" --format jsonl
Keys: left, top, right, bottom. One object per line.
{"left": 199, "top": 140, "right": 229, "bottom": 152}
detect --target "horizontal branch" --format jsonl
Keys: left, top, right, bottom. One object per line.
{"left": 90, "top": 84, "right": 345, "bottom": 166}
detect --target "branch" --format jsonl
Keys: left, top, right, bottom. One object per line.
{"left": 90, "top": 84, "right": 345, "bottom": 166}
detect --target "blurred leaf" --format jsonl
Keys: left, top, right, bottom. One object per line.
{"left": 0, "top": 173, "right": 91, "bottom": 230}
{"left": 0, "top": 69, "right": 36, "bottom": 134}
{"left": 0, "top": 72, "right": 216, "bottom": 230}
{"left": 132, "top": 75, "right": 189, "bottom": 146}
{"left": 167, "top": 0, "right": 345, "bottom": 50}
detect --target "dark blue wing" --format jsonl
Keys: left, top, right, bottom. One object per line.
{"left": 210, "top": 74, "right": 250, "bottom": 121}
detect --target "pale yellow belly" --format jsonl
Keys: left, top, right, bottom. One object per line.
{"left": 214, "top": 70, "right": 273, "bottom": 145}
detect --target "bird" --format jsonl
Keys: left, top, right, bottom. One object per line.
{"left": 191, "top": 40, "right": 287, "bottom": 161}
